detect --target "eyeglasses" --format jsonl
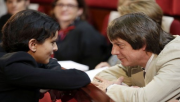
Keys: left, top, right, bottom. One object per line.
{"left": 55, "top": 3, "right": 78, "bottom": 9}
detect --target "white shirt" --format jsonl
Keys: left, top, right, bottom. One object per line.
{"left": 144, "top": 54, "right": 154, "bottom": 72}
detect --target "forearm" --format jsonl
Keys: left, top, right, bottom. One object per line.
{"left": 106, "top": 85, "right": 145, "bottom": 102}
{"left": 106, "top": 71, "right": 180, "bottom": 102}
{"left": 93, "top": 65, "right": 132, "bottom": 86}
{"left": 5, "top": 64, "right": 90, "bottom": 90}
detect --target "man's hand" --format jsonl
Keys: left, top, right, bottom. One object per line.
{"left": 92, "top": 76, "right": 124, "bottom": 92}
{"left": 95, "top": 62, "right": 110, "bottom": 69}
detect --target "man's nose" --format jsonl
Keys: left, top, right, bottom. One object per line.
{"left": 111, "top": 45, "right": 120, "bottom": 55}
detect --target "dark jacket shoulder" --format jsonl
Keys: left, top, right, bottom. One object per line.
{"left": 0, "top": 13, "right": 11, "bottom": 27}
{"left": 0, "top": 14, "right": 12, "bottom": 41}
{"left": 75, "top": 20, "right": 98, "bottom": 33}
{"left": 0, "top": 51, "right": 37, "bottom": 69}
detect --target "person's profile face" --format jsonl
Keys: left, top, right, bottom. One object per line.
{"left": 31, "top": 31, "right": 58, "bottom": 64}
{"left": 53, "top": 0, "right": 81, "bottom": 23}
{"left": 6, "top": 0, "right": 29, "bottom": 15}
{"left": 111, "top": 38, "right": 145, "bottom": 67}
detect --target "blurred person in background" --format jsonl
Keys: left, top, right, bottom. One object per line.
{"left": 0, "top": 0, "right": 30, "bottom": 43}
{"left": 52, "top": 0, "right": 108, "bottom": 70}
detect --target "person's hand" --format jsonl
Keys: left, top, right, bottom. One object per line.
{"left": 49, "top": 90, "right": 64, "bottom": 102}
{"left": 92, "top": 76, "right": 124, "bottom": 92}
{"left": 95, "top": 62, "right": 110, "bottom": 69}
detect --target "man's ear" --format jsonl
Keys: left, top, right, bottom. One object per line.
{"left": 142, "top": 44, "right": 146, "bottom": 51}
{"left": 28, "top": 39, "right": 37, "bottom": 53}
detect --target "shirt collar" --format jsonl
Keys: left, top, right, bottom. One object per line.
{"left": 144, "top": 54, "right": 154, "bottom": 72}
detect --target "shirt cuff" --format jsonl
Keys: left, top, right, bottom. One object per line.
{"left": 106, "top": 82, "right": 129, "bottom": 92}
{"left": 106, "top": 84, "right": 118, "bottom": 92}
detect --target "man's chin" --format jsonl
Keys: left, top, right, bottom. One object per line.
{"left": 121, "top": 62, "right": 130, "bottom": 67}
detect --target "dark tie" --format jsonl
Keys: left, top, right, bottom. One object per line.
{"left": 143, "top": 71, "right": 146, "bottom": 78}
{"left": 142, "top": 68, "right": 146, "bottom": 78}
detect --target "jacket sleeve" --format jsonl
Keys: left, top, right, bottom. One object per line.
{"left": 41, "top": 58, "right": 62, "bottom": 70}
{"left": 4, "top": 62, "right": 90, "bottom": 90}
{"left": 93, "top": 64, "right": 132, "bottom": 86}
{"left": 106, "top": 60, "right": 180, "bottom": 102}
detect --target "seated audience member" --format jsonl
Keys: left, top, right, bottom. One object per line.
{"left": 0, "top": 0, "right": 30, "bottom": 42}
{"left": 93, "top": 13, "right": 180, "bottom": 102}
{"left": 0, "top": 10, "right": 90, "bottom": 102}
{"left": 95, "top": 0, "right": 163, "bottom": 69}
{"left": 52, "top": 0, "right": 108, "bottom": 70}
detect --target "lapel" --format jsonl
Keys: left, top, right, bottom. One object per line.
{"left": 144, "top": 54, "right": 158, "bottom": 85}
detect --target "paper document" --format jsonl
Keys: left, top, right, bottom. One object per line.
{"left": 85, "top": 67, "right": 108, "bottom": 81}
{"left": 58, "top": 60, "right": 89, "bottom": 71}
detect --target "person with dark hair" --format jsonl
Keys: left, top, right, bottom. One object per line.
{"left": 93, "top": 13, "right": 180, "bottom": 101}
{"left": 0, "top": 9, "right": 90, "bottom": 102}
{"left": 0, "top": 0, "right": 30, "bottom": 43}
{"left": 52, "top": 0, "right": 109, "bottom": 70}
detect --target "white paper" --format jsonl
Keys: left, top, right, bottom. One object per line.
{"left": 85, "top": 67, "right": 108, "bottom": 81}
{"left": 58, "top": 60, "right": 89, "bottom": 71}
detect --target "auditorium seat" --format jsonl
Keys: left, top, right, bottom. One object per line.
{"left": 170, "top": 19, "right": 180, "bottom": 35}
{"left": 156, "top": 0, "right": 180, "bottom": 16}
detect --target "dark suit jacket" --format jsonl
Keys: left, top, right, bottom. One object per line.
{"left": 54, "top": 20, "right": 109, "bottom": 70}
{"left": 0, "top": 13, "right": 11, "bottom": 42}
{"left": 0, "top": 51, "right": 90, "bottom": 102}
{"left": 0, "top": 43, "right": 5, "bottom": 57}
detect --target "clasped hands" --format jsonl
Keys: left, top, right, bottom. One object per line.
{"left": 92, "top": 76, "right": 124, "bottom": 92}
